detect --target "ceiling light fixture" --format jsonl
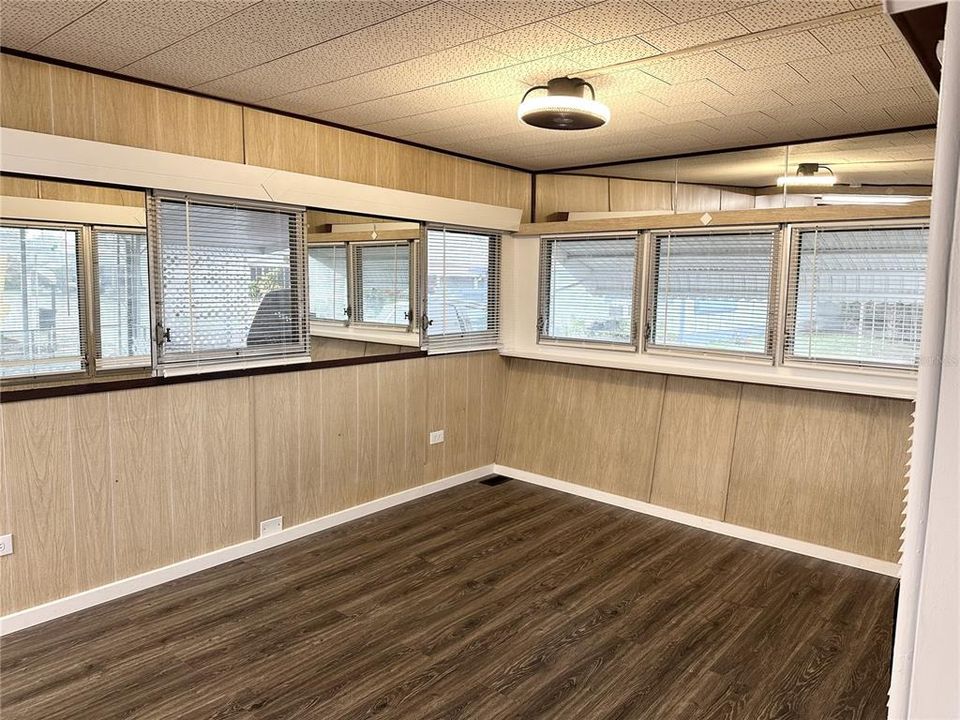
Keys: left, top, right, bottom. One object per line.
{"left": 518, "top": 77, "right": 610, "bottom": 130}
{"left": 777, "top": 162, "right": 837, "bottom": 187}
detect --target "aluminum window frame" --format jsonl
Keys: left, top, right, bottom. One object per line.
{"left": 349, "top": 238, "right": 416, "bottom": 332}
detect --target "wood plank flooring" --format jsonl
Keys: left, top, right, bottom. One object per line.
{"left": 0, "top": 479, "right": 898, "bottom": 720}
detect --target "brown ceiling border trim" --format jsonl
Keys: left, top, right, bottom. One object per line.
{"left": 0, "top": 48, "right": 530, "bottom": 175}
{"left": 0, "top": 349, "right": 428, "bottom": 404}
{"left": 889, "top": 3, "right": 946, "bottom": 91}
{"left": 534, "top": 124, "right": 938, "bottom": 175}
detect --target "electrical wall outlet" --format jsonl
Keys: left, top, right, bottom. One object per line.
{"left": 429, "top": 430, "right": 445, "bottom": 445}
{"left": 0, "top": 534, "right": 12, "bottom": 557}
{"left": 259, "top": 517, "right": 282, "bottom": 537}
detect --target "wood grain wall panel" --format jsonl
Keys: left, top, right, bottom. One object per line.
{"left": 478, "top": 352, "right": 506, "bottom": 466}
{"left": 253, "top": 373, "right": 302, "bottom": 526}
{"left": 423, "top": 354, "right": 446, "bottom": 483}
{"left": 339, "top": 132, "right": 379, "bottom": 186}
{"left": 298, "top": 369, "right": 325, "bottom": 522}
{"left": 442, "top": 354, "right": 472, "bottom": 478}
{"left": 0, "top": 399, "right": 76, "bottom": 613}
{"left": 676, "top": 183, "right": 722, "bottom": 213}
{"left": 535, "top": 175, "right": 609, "bottom": 221}
{"left": 726, "top": 385, "right": 911, "bottom": 562}
{"left": 92, "top": 76, "right": 158, "bottom": 150}
{"left": 720, "top": 189, "right": 756, "bottom": 211}
{"left": 403, "top": 358, "right": 428, "bottom": 489}
{"left": 69, "top": 394, "right": 115, "bottom": 593}
{"left": 1, "top": 54, "right": 52, "bottom": 133}
{"left": 609, "top": 178, "right": 673, "bottom": 213}
{"left": 650, "top": 377, "right": 741, "bottom": 519}
{"left": 356, "top": 364, "right": 379, "bottom": 503}
{"left": 109, "top": 387, "right": 172, "bottom": 580}
{"left": 200, "top": 379, "right": 255, "bottom": 553}
{"left": 242, "top": 108, "right": 278, "bottom": 170}
{"left": 376, "top": 360, "right": 408, "bottom": 497}
{"left": 320, "top": 366, "right": 359, "bottom": 514}
{"left": 274, "top": 114, "right": 319, "bottom": 175}
{"left": 38, "top": 180, "right": 145, "bottom": 207}
{"left": 1, "top": 175, "right": 40, "bottom": 198}
{"left": 165, "top": 384, "right": 205, "bottom": 564}
{"left": 316, "top": 124, "right": 341, "bottom": 179}
{"left": 425, "top": 151, "right": 460, "bottom": 200}
{"left": 157, "top": 92, "right": 244, "bottom": 163}
{"left": 49, "top": 65, "right": 95, "bottom": 140}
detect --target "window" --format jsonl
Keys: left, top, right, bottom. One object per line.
{"left": 0, "top": 223, "right": 86, "bottom": 378}
{"left": 152, "top": 194, "right": 308, "bottom": 371}
{"left": 784, "top": 224, "right": 927, "bottom": 368}
{"left": 647, "top": 229, "right": 778, "bottom": 356}
{"left": 353, "top": 242, "right": 411, "bottom": 327}
{"left": 538, "top": 235, "right": 638, "bottom": 346}
{"left": 93, "top": 228, "right": 151, "bottom": 368}
{"left": 425, "top": 226, "right": 500, "bottom": 351}
{"left": 308, "top": 244, "right": 348, "bottom": 323}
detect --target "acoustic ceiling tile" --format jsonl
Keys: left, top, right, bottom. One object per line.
{"left": 834, "top": 87, "right": 922, "bottom": 113}
{"left": 789, "top": 46, "right": 893, "bottom": 81}
{"left": 638, "top": 101, "right": 724, "bottom": 124}
{"left": 642, "top": 51, "right": 742, "bottom": 83}
{"left": 645, "top": 0, "right": 758, "bottom": 24}
{"left": 561, "top": 37, "right": 660, "bottom": 68}
{"left": 640, "top": 78, "right": 731, "bottom": 106}
{"left": 882, "top": 101, "right": 938, "bottom": 127}
{"left": 855, "top": 65, "right": 931, "bottom": 93}
{"left": 590, "top": 68, "right": 669, "bottom": 97}
{"left": 811, "top": 12, "right": 901, "bottom": 52}
{"left": 447, "top": 0, "right": 583, "bottom": 29}
{"left": 551, "top": 0, "right": 676, "bottom": 43}
{"left": 848, "top": 0, "right": 882, "bottom": 7}
{"left": 729, "top": 1, "right": 854, "bottom": 33}
{"left": 773, "top": 75, "right": 866, "bottom": 104}
{"left": 765, "top": 99, "right": 847, "bottom": 120}
{"left": 719, "top": 31, "right": 831, "bottom": 69}
{"left": 478, "top": 21, "right": 592, "bottom": 62}
{"left": 506, "top": 56, "right": 590, "bottom": 86}
{"left": 705, "top": 89, "right": 790, "bottom": 116}
{"left": 32, "top": 37, "right": 162, "bottom": 74}
{"left": 881, "top": 40, "right": 918, "bottom": 66}
{"left": 639, "top": 13, "right": 749, "bottom": 53}
{"left": 708, "top": 64, "right": 807, "bottom": 94}
{"left": 0, "top": 0, "right": 101, "bottom": 49}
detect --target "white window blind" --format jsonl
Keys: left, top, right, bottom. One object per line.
{"left": 648, "top": 229, "right": 778, "bottom": 356}
{"left": 0, "top": 223, "right": 86, "bottom": 378}
{"left": 785, "top": 225, "right": 928, "bottom": 368}
{"left": 308, "top": 244, "right": 348, "bottom": 323}
{"left": 353, "top": 241, "right": 411, "bottom": 327}
{"left": 93, "top": 228, "right": 151, "bottom": 369}
{"left": 151, "top": 194, "right": 308, "bottom": 372}
{"left": 425, "top": 226, "right": 500, "bottom": 352}
{"left": 538, "top": 235, "right": 638, "bottom": 346}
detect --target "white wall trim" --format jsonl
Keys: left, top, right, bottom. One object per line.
{"left": 0, "top": 195, "right": 146, "bottom": 227}
{"left": 310, "top": 322, "right": 421, "bottom": 347}
{"left": 0, "top": 129, "right": 522, "bottom": 232}
{"left": 495, "top": 464, "right": 901, "bottom": 578}
{"left": 0, "top": 465, "right": 495, "bottom": 636}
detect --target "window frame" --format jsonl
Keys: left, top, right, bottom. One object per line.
{"left": 642, "top": 225, "right": 783, "bottom": 363}
{"left": 307, "top": 242, "right": 350, "bottom": 326}
{"left": 537, "top": 232, "right": 641, "bottom": 350}
{"left": 349, "top": 239, "right": 416, "bottom": 331}
{"left": 780, "top": 218, "right": 928, "bottom": 373}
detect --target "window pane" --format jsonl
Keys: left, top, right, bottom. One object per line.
{"left": 651, "top": 230, "right": 776, "bottom": 355}
{"left": 95, "top": 229, "right": 151, "bottom": 367}
{"left": 155, "top": 197, "right": 307, "bottom": 368}
{"left": 355, "top": 243, "right": 410, "bottom": 326}
{"left": 0, "top": 225, "right": 84, "bottom": 377}
{"left": 787, "top": 226, "right": 927, "bottom": 367}
{"left": 308, "top": 244, "right": 348, "bottom": 322}
{"left": 541, "top": 236, "right": 636, "bottom": 344}
{"left": 426, "top": 227, "right": 499, "bottom": 350}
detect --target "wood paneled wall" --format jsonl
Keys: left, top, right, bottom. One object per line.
{"left": 534, "top": 174, "right": 756, "bottom": 221}
{"left": 0, "top": 54, "right": 531, "bottom": 222}
{"left": 310, "top": 337, "right": 408, "bottom": 361}
{"left": 1, "top": 175, "right": 144, "bottom": 207}
{"left": 0, "top": 352, "right": 506, "bottom": 614}
{"left": 497, "top": 359, "right": 912, "bottom": 562}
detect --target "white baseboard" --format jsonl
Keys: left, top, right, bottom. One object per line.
{"left": 494, "top": 465, "right": 901, "bottom": 578}
{"left": 0, "top": 465, "right": 495, "bottom": 636}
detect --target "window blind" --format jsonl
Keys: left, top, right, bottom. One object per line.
{"left": 92, "top": 228, "right": 151, "bottom": 369}
{"left": 308, "top": 244, "right": 348, "bottom": 323}
{"left": 538, "top": 235, "right": 638, "bottom": 346}
{"left": 0, "top": 223, "right": 86, "bottom": 378}
{"left": 151, "top": 194, "right": 308, "bottom": 372}
{"left": 648, "top": 229, "right": 778, "bottom": 356}
{"left": 425, "top": 226, "right": 500, "bottom": 352}
{"left": 353, "top": 241, "right": 411, "bottom": 327}
{"left": 785, "top": 225, "right": 928, "bottom": 368}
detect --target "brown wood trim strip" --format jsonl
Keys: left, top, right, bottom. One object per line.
{"left": 517, "top": 202, "right": 932, "bottom": 236}
{"left": 0, "top": 350, "right": 427, "bottom": 404}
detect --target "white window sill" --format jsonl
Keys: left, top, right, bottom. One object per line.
{"left": 310, "top": 321, "right": 421, "bottom": 347}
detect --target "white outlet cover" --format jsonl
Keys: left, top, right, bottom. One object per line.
{"left": 429, "top": 430, "right": 445, "bottom": 445}
{"left": 259, "top": 517, "right": 282, "bottom": 537}
{"left": 0, "top": 533, "right": 12, "bottom": 557}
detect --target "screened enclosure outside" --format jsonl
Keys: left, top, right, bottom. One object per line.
{"left": 308, "top": 244, "right": 348, "bottom": 322}
{"left": 539, "top": 235, "right": 637, "bottom": 345}
{"left": 94, "top": 229, "right": 151, "bottom": 368}
{"left": 649, "top": 230, "right": 777, "bottom": 356}
{"left": 354, "top": 242, "right": 411, "bottom": 326}
{"left": 786, "top": 225, "right": 928, "bottom": 367}
{"left": 0, "top": 224, "right": 84, "bottom": 378}
{"left": 153, "top": 197, "right": 307, "bottom": 368}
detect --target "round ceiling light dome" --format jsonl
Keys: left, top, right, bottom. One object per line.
{"left": 518, "top": 77, "right": 610, "bottom": 130}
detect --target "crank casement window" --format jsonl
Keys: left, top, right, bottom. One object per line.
{"left": 647, "top": 228, "right": 779, "bottom": 357}
{"left": 308, "top": 244, "right": 348, "bottom": 323}
{"left": 92, "top": 228, "right": 151, "bottom": 369}
{"left": 538, "top": 234, "right": 638, "bottom": 347}
{"left": 0, "top": 222, "right": 86, "bottom": 379}
{"left": 424, "top": 226, "right": 500, "bottom": 352}
{"left": 151, "top": 194, "right": 309, "bottom": 373}
{"left": 784, "top": 223, "right": 928, "bottom": 369}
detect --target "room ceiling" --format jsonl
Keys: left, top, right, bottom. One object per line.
{"left": 0, "top": 0, "right": 938, "bottom": 171}
{"left": 569, "top": 128, "right": 936, "bottom": 186}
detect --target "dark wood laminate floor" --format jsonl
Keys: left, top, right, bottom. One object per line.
{"left": 1, "top": 479, "right": 897, "bottom": 720}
